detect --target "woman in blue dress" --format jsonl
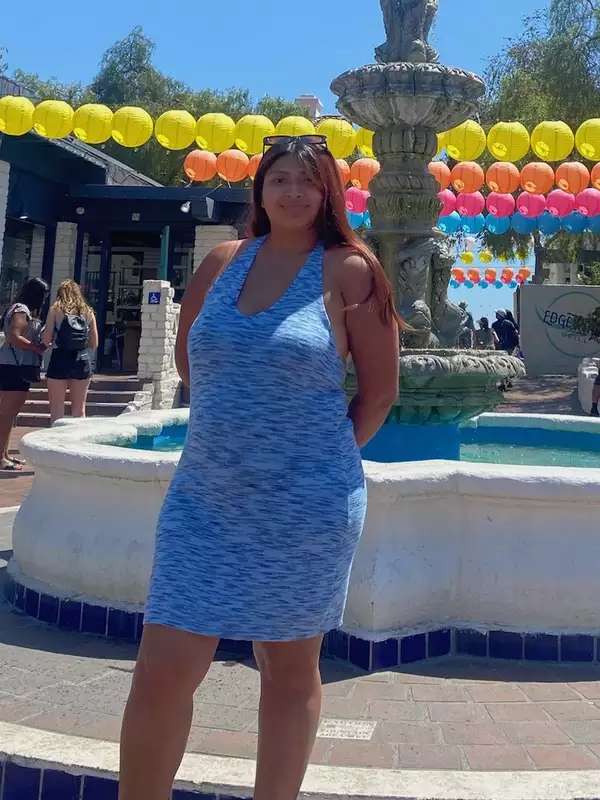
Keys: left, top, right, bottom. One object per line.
{"left": 120, "top": 135, "right": 401, "bottom": 800}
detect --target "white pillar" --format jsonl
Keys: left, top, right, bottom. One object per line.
{"left": 29, "top": 225, "right": 46, "bottom": 280}
{"left": 137, "top": 280, "right": 181, "bottom": 409}
{"left": 193, "top": 224, "right": 237, "bottom": 271}
{"left": 0, "top": 161, "right": 10, "bottom": 277}
{"left": 51, "top": 221, "right": 78, "bottom": 298}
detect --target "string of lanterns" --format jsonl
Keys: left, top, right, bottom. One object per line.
{"left": 430, "top": 160, "right": 600, "bottom": 236}
{"left": 437, "top": 119, "right": 600, "bottom": 163}
{"left": 450, "top": 265, "right": 532, "bottom": 290}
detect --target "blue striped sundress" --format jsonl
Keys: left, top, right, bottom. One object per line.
{"left": 144, "top": 236, "right": 367, "bottom": 641}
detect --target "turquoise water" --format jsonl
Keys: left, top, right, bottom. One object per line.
{"left": 125, "top": 423, "right": 600, "bottom": 469}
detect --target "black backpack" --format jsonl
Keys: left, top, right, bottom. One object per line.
{"left": 56, "top": 314, "right": 90, "bottom": 351}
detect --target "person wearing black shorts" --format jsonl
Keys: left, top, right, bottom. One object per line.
{"left": 42, "top": 280, "right": 99, "bottom": 423}
{"left": 0, "top": 278, "right": 49, "bottom": 470}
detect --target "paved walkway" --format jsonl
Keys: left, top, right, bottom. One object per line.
{"left": 1, "top": 600, "right": 600, "bottom": 772}
{"left": 501, "top": 376, "right": 581, "bottom": 415}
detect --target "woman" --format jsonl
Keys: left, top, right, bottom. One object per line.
{"left": 42, "top": 280, "right": 98, "bottom": 423}
{"left": 474, "top": 317, "right": 498, "bottom": 350}
{"left": 0, "top": 278, "right": 48, "bottom": 470}
{"left": 119, "top": 135, "right": 401, "bottom": 800}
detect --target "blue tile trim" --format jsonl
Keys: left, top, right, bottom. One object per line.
{"left": 24, "top": 588, "right": 39, "bottom": 618}
{"left": 3, "top": 762, "right": 41, "bottom": 800}
{"left": 3, "top": 574, "right": 15, "bottom": 604}
{"left": 561, "top": 634, "right": 595, "bottom": 662}
{"left": 327, "top": 629, "right": 349, "bottom": 660}
{"left": 349, "top": 636, "right": 371, "bottom": 670}
{"left": 41, "top": 769, "right": 82, "bottom": 800}
{"left": 217, "top": 639, "right": 253, "bottom": 657}
{"left": 107, "top": 609, "right": 137, "bottom": 641}
{"left": 82, "top": 774, "right": 119, "bottom": 800}
{"left": 489, "top": 630, "right": 523, "bottom": 659}
{"left": 58, "top": 599, "right": 82, "bottom": 631}
{"left": 38, "top": 593, "right": 59, "bottom": 625}
{"left": 456, "top": 628, "right": 487, "bottom": 657}
{"left": 81, "top": 604, "right": 108, "bottom": 636}
{"left": 400, "top": 633, "right": 426, "bottom": 663}
{"left": 14, "top": 583, "right": 25, "bottom": 611}
{"left": 372, "top": 638, "right": 399, "bottom": 670}
{"left": 524, "top": 633, "right": 559, "bottom": 661}
{"left": 428, "top": 628, "right": 452, "bottom": 658}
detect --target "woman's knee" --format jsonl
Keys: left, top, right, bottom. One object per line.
{"left": 254, "top": 639, "right": 322, "bottom": 693}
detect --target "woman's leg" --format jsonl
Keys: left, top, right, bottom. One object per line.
{"left": 0, "top": 391, "right": 29, "bottom": 467}
{"left": 68, "top": 377, "right": 91, "bottom": 418}
{"left": 253, "top": 635, "right": 323, "bottom": 800}
{"left": 47, "top": 378, "right": 68, "bottom": 423}
{"left": 119, "top": 624, "right": 219, "bottom": 800}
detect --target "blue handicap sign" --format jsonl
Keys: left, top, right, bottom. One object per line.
{"left": 148, "top": 291, "right": 161, "bottom": 305}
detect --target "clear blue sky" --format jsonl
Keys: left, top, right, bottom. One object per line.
{"left": 3, "top": 0, "right": 546, "bottom": 114}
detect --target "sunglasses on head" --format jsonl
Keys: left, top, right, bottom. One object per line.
{"left": 262, "top": 134, "right": 328, "bottom": 154}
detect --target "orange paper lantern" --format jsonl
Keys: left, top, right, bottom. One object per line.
{"left": 592, "top": 163, "right": 600, "bottom": 191}
{"left": 484, "top": 269, "right": 497, "bottom": 283}
{"left": 555, "top": 162, "right": 590, "bottom": 194}
{"left": 183, "top": 150, "right": 217, "bottom": 182}
{"left": 486, "top": 162, "right": 520, "bottom": 194}
{"left": 336, "top": 159, "right": 351, "bottom": 187}
{"left": 450, "top": 162, "right": 484, "bottom": 193}
{"left": 520, "top": 162, "right": 555, "bottom": 194}
{"left": 467, "top": 268, "right": 481, "bottom": 282}
{"left": 428, "top": 161, "right": 451, "bottom": 190}
{"left": 248, "top": 154, "right": 262, "bottom": 180}
{"left": 350, "top": 158, "right": 380, "bottom": 189}
{"left": 216, "top": 149, "right": 249, "bottom": 182}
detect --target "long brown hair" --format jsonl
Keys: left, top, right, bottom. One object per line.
{"left": 249, "top": 140, "right": 404, "bottom": 328}
{"left": 52, "top": 279, "right": 93, "bottom": 317}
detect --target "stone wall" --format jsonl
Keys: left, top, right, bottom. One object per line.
{"left": 136, "top": 280, "right": 182, "bottom": 410}
{"left": 29, "top": 225, "right": 46, "bottom": 280}
{"left": 193, "top": 224, "right": 238, "bottom": 271}
{"left": 51, "top": 222, "right": 78, "bottom": 298}
{"left": 0, "top": 161, "right": 10, "bottom": 276}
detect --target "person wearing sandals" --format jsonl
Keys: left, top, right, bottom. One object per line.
{"left": 42, "top": 280, "right": 99, "bottom": 424}
{"left": 0, "top": 278, "right": 49, "bottom": 471}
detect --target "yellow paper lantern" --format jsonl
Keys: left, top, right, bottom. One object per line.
{"left": 356, "top": 127, "right": 375, "bottom": 157}
{"left": 445, "top": 120, "right": 486, "bottom": 161}
{"left": 235, "top": 115, "right": 275, "bottom": 155}
{"left": 531, "top": 121, "right": 574, "bottom": 162}
{"left": 316, "top": 118, "right": 356, "bottom": 159}
{"left": 154, "top": 110, "right": 196, "bottom": 150}
{"left": 73, "top": 104, "right": 113, "bottom": 144}
{"left": 111, "top": 106, "right": 153, "bottom": 148}
{"left": 0, "top": 95, "right": 34, "bottom": 136}
{"left": 276, "top": 116, "right": 315, "bottom": 136}
{"left": 195, "top": 113, "right": 235, "bottom": 153}
{"left": 459, "top": 251, "right": 475, "bottom": 265}
{"left": 575, "top": 119, "right": 600, "bottom": 161}
{"left": 33, "top": 100, "right": 74, "bottom": 139}
{"left": 487, "top": 121, "right": 530, "bottom": 162}
{"left": 479, "top": 250, "right": 494, "bottom": 264}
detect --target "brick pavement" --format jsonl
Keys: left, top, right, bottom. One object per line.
{"left": 1, "top": 602, "right": 600, "bottom": 771}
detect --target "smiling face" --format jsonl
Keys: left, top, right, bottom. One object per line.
{"left": 260, "top": 153, "right": 325, "bottom": 233}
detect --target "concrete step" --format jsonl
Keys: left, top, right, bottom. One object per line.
{"left": 28, "top": 388, "right": 138, "bottom": 404}
{"left": 31, "top": 377, "right": 145, "bottom": 393}
{"left": 16, "top": 412, "right": 51, "bottom": 428}
{"left": 23, "top": 401, "right": 129, "bottom": 416}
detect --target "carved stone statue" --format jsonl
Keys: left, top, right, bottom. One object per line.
{"left": 376, "top": 0, "right": 439, "bottom": 64}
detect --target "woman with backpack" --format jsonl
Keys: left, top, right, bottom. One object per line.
{"left": 0, "top": 277, "right": 49, "bottom": 470}
{"left": 42, "top": 280, "right": 99, "bottom": 423}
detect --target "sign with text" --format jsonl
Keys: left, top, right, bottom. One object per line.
{"left": 148, "top": 291, "right": 161, "bottom": 305}
{"left": 520, "top": 284, "right": 600, "bottom": 375}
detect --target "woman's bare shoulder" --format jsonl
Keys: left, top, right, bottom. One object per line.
{"left": 324, "top": 246, "right": 374, "bottom": 305}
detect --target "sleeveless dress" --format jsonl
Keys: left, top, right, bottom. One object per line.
{"left": 145, "top": 236, "right": 367, "bottom": 641}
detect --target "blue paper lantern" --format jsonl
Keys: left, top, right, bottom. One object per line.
{"left": 563, "top": 211, "right": 588, "bottom": 233}
{"left": 363, "top": 210, "right": 372, "bottom": 229}
{"left": 538, "top": 211, "right": 562, "bottom": 235}
{"left": 511, "top": 212, "right": 537, "bottom": 235}
{"left": 461, "top": 214, "right": 486, "bottom": 234}
{"left": 449, "top": 279, "right": 460, "bottom": 288}
{"left": 589, "top": 215, "right": 600, "bottom": 234}
{"left": 438, "top": 212, "right": 461, "bottom": 234}
{"left": 479, "top": 281, "right": 489, "bottom": 288}
{"left": 347, "top": 211, "right": 365, "bottom": 230}
{"left": 464, "top": 280, "right": 474, "bottom": 288}
{"left": 509, "top": 281, "right": 518, "bottom": 288}
{"left": 485, "top": 215, "right": 510, "bottom": 235}
{"left": 495, "top": 280, "right": 503, "bottom": 288}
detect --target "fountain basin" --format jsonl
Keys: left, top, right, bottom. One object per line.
{"left": 5, "top": 409, "right": 600, "bottom": 668}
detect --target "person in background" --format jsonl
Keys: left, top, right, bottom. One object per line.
{"left": 0, "top": 278, "right": 49, "bottom": 470}
{"left": 457, "top": 301, "right": 475, "bottom": 348}
{"left": 474, "top": 317, "right": 499, "bottom": 350}
{"left": 492, "top": 310, "right": 519, "bottom": 353}
{"left": 42, "top": 280, "right": 99, "bottom": 424}
{"left": 505, "top": 309, "right": 519, "bottom": 332}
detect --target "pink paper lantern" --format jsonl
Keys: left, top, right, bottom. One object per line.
{"left": 345, "top": 187, "right": 369, "bottom": 213}
{"left": 517, "top": 192, "right": 546, "bottom": 218}
{"left": 486, "top": 192, "right": 516, "bottom": 218}
{"left": 575, "top": 188, "right": 600, "bottom": 217}
{"left": 546, "top": 189, "right": 575, "bottom": 217}
{"left": 437, "top": 189, "right": 456, "bottom": 216}
{"left": 456, "top": 191, "right": 485, "bottom": 216}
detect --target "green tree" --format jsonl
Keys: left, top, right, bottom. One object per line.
{"left": 11, "top": 69, "right": 91, "bottom": 105}
{"left": 480, "top": 0, "right": 600, "bottom": 282}
{"left": 0, "top": 47, "right": 8, "bottom": 75}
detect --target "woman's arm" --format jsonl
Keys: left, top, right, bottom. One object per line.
{"left": 41, "top": 307, "right": 56, "bottom": 348}
{"left": 337, "top": 253, "right": 400, "bottom": 448}
{"left": 7, "top": 311, "right": 46, "bottom": 355}
{"left": 175, "top": 240, "right": 244, "bottom": 387}
{"left": 88, "top": 313, "right": 99, "bottom": 351}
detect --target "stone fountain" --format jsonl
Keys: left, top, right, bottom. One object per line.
{"left": 333, "top": 0, "right": 525, "bottom": 460}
